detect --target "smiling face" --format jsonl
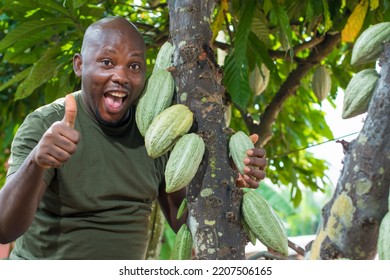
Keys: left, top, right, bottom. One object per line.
{"left": 73, "top": 17, "right": 146, "bottom": 126}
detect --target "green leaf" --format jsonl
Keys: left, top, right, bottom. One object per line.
{"left": 0, "top": 66, "right": 32, "bottom": 92}
{"left": 223, "top": 53, "right": 252, "bottom": 109}
{"left": 270, "top": 0, "right": 294, "bottom": 58}
{"left": 247, "top": 32, "right": 278, "bottom": 77}
{"left": 72, "top": 0, "right": 89, "bottom": 9}
{"left": 223, "top": 0, "right": 256, "bottom": 109}
{"left": 14, "top": 48, "right": 60, "bottom": 100}
{"left": 0, "top": 18, "right": 75, "bottom": 52}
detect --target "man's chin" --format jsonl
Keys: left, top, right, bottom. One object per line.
{"left": 95, "top": 109, "right": 130, "bottom": 127}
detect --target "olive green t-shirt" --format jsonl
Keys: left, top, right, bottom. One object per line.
{"left": 7, "top": 91, "right": 167, "bottom": 259}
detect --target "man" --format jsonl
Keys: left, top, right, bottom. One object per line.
{"left": 0, "top": 16, "right": 267, "bottom": 259}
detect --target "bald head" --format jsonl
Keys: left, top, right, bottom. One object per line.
{"left": 81, "top": 16, "right": 145, "bottom": 56}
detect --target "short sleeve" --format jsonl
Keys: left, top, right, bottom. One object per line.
{"left": 7, "top": 111, "right": 56, "bottom": 186}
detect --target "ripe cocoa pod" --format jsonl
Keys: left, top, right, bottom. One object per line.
{"left": 342, "top": 69, "right": 379, "bottom": 119}
{"left": 165, "top": 133, "right": 205, "bottom": 193}
{"left": 378, "top": 212, "right": 390, "bottom": 260}
{"left": 172, "top": 223, "right": 193, "bottom": 260}
{"left": 136, "top": 69, "right": 175, "bottom": 136}
{"left": 145, "top": 104, "right": 193, "bottom": 158}
{"left": 312, "top": 65, "right": 331, "bottom": 102}
{"left": 249, "top": 64, "right": 270, "bottom": 96}
{"left": 351, "top": 22, "right": 390, "bottom": 65}
{"left": 229, "top": 131, "right": 254, "bottom": 175}
{"left": 153, "top": 41, "right": 174, "bottom": 72}
{"left": 242, "top": 189, "right": 288, "bottom": 256}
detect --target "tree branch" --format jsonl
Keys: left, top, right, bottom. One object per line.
{"left": 253, "top": 32, "right": 341, "bottom": 147}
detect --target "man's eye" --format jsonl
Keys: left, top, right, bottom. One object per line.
{"left": 130, "top": 63, "right": 141, "bottom": 70}
{"left": 102, "top": 59, "right": 112, "bottom": 66}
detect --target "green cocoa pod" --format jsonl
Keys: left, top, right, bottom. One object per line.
{"left": 153, "top": 41, "right": 174, "bottom": 72}
{"left": 165, "top": 133, "right": 205, "bottom": 193}
{"left": 351, "top": 22, "right": 390, "bottom": 65}
{"left": 172, "top": 223, "right": 193, "bottom": 260}
{"left": 242, "top": 189, "right": 288, "bottom": 256}
{"left": 249, "top": 64, "right": 270, "bottom": 96}
{"left": 136, "top": 69, "right": 175, "bottom": 136}
{"left": 378, "top": 212, "right": 390, "bottom": 260}
{"left": 242, "top": 217, "right": 257, "bottom": 246}
{"left": 145, "top": 104, "right": 193, "bottom": 158}
{"left": 176, "top": 197, "right": 188, "bottom": 220}
{"left": 342, "top": 69, "right": 379, "bottom": 119}
{"left": 229, "top": 131, "right": 254, "bottom": 175}
{"left": 312, "top": 65, "right": 331, "bottom": 102}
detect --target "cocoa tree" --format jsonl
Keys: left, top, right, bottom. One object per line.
{"left": 308, "top": 43, "right": 390, "bottom": 260}
{"left": 168, "top": 0, "right": 245, "bottom": 259}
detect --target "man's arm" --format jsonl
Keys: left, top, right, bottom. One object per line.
{"left": 0, "top": 152, "right": 48, "bottom": 243}
{"left": 157, "top": 185, "right": 187, "bottom": 233}
{"left": 0, "top": 95, "right": 79, "bottom": 243}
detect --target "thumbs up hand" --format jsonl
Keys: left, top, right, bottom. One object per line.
{"left": 63, "top": 94, "right": 77, "bottom": 128}
{"left": 33, "top": 94, "right": 80, "bottom": 169}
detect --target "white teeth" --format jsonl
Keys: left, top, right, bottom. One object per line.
{"left": 109, "top": 92, "right": 127, "bottom": 98}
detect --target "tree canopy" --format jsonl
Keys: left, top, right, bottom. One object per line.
{"left": 1, "top": 0, "right": 389, "bottom": 205}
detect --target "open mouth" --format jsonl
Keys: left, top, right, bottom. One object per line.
{"left": 104, "top": 91, "right": 128, "bottom": 111}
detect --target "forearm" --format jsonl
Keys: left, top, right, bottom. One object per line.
{"left": 0, "top": 149, "right": 47, "bottom": 243}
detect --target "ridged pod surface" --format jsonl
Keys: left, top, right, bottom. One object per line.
{"left": 242, "top": 189, "right": 288, "bottom": 256}
{"left": 136, "top": 69, "right": 175, "bottom": 136}
{"left": 165, "top": 133, "right": 205, "bottom": 193}
{"left": 351, "top": 22, "right": 390, "bottom": 65}
{"left": 229, "top": 131, "right": 254, "bottom": 175}
{"left": 153, "top": 41, "right": 174, "bottom": 72}
{"left": 172, "top": 224, "right": 193, "bottom": 260}
{"left": 378, "top": 212, "right": 390, "bottom": 260}
{"left": 145, "top": 104, "right": 193, "bottom": 158}
{"left": 312, "top": 65, "right": 331, "bottom": 102}
{"left": 342, "top": 69, "right": 379, "bottom": 119}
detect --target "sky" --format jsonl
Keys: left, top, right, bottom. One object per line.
{"left": 309, "top": 91, "right": 366, "bottom": 190}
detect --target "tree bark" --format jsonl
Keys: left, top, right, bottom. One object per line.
{"left": 168, "top": 0, "right": 245, "bottom": 259}
{"left": 308, "top": 43, "right": 390, "bottom": 260}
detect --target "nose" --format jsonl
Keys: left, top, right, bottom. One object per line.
{"left": 111, "top": 66, "right": 129, "bottom": 86}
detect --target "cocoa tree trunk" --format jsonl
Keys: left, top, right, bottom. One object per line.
{"left": 168, "top": 0, "right": 246, "bottom": 259}
{"left": 308, "top": 43, "right": 390, "bottom": 260}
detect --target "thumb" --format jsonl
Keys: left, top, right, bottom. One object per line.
{"left": 249, "top": 134, "right": 259, "bottom": 145}
{"left": 63, "top": 94, "right": 77, "bottom": 128}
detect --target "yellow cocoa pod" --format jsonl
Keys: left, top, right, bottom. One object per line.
{"left": 342, "top": 69, "right": 379, "bottom": 119}
{"left": 242, "top": 189, "right": 288, "bottom": 256}
{"left": 145, "top": 104, "right": 193, "bottom": 158}
{"left": 351, "top": 22, "right": 390, "bottom": 65}
{"left": 312, "top": 65, "right": 331, "bottom": 102}
{"left": 249, "top": 64, "right": 270, "bottom": 96}
{"left": 153, "top": 41, "right": 174, "bottom": 72}
{"left": 229, "top": 131, "right": 254, "bottom": 175}
{"left": 378, "top": 212, "right": 390, "bottom": 260}
{"left": 165, "top": 133, "right": 205, "bottom": 193}
{"left": 172, "top": 224, "right": 193, "bottom": 260}
{"left": 136, "top": 69, "right": 175, "bottom": 136}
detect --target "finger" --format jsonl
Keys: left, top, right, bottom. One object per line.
{"left": 62, "top": 94, "right": 77, "bottom": 128}
{"left": 249, "top": 134, "right": 259, "bottom": 144}
{"left": 246, "top": 147, "right": 266, "bottom": 158}
{"left": 244, "top": 166, "right": 266, "bottom": 181}
{"left": 242, "top": 174, "right": 261, "bottom": 189}
{"left": 244, "top": 157, "right": 267, "bottom": 170}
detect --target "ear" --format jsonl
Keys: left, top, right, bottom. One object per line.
{"left": 73, "top": 53, "right": 82, "bottom": 77}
